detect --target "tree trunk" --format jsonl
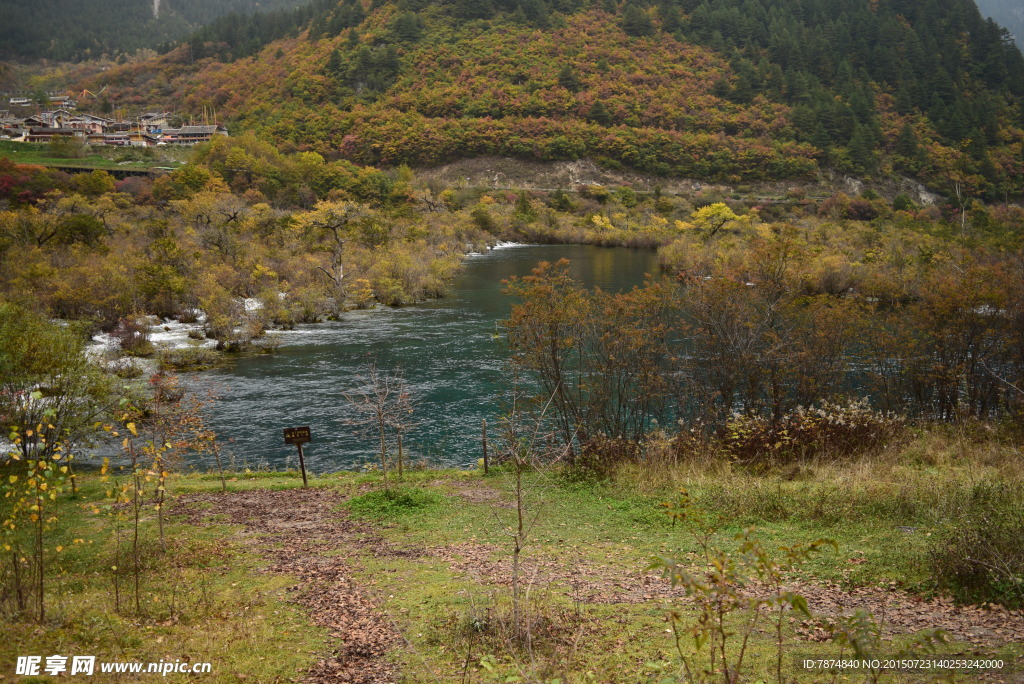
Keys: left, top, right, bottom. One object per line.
{"left": 378, "top": 415, "right": 388, "bottom": 489}
{"left": 213, "top": 441, "right": 227, "bottom": 493}
{"left": 397, "top": 430, "right": 404, "bottom": 479}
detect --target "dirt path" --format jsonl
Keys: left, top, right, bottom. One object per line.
{"left": 170, "top": 488, "right": 400, "bottom": 684}
{"left": 429, "top": 476, "right": 1024, "bottom": 651}
{"left": 430, "top": 538, "right": 1024, "bottom": 647}
{"left": 170, "top": 484, "right": 1023, "bottom": 682}
{"left": 427, "top": 480, "right": 1024, "bottom": 651}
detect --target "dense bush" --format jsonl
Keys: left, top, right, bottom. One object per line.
{"left": 109, "top": 317, "right": 154, "bottom": 356}
{"left": 567, "top": 436, "right": 643, "bottom": 482}
{"left": 719, "top": 401, "right": 906, "bottom": 466}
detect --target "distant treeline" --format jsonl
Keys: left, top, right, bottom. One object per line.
{"left": 975, "top": 0, "right": 1024, "bottom": 50}
{"left": 0, "top": 0, "right": 307, "bottom": 61}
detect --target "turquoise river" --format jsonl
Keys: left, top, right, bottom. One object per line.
{"left": 197, "top": 245, "right": 660, "bottom": 471}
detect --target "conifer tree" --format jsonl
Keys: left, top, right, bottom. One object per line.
{"left": 557, "top": 65, "right": 581, "bottom": 92}
{"left": 588, "top": 100, "right": 613, "bottom": 126}
{"left": 622, "top": 4, "right": 655, "bottom": 37}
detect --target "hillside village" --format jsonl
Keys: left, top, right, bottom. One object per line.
{"left": 1, "top": 95, "right": 227, "bottom": 147}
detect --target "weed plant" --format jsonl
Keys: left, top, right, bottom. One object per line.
{"left": 345, "top": 486, "right": 443, "bottom": 518}
{"left": 929, "top": 481, "right": 1024, "bottom": 609}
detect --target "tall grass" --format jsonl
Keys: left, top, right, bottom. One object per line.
{"left": 606, "top": 423, "right": 1024, "bottom": 606}
{"left": 612, "top": 425, "right": 1022, "bottom": 524}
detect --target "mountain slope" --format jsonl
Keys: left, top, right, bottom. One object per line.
{"left": 83, "top": 0, "right": 1024, "bottom": 195}
{"left": 0, "top": 0, "right": 309, "bottom": 61}
{"left": 975, "top": 0, "right": 1024, "bottom": 49}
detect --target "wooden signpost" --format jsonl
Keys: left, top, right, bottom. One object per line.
{"left": 283, "top": 426, "right": 311, "bottom": 488}
{"left": 482, "top": 419, "right": 489, "bottom": 475}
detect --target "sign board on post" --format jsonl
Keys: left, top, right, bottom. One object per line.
{"left": 282, "top": 426, "right": 311, "bottom": 487}
{"left": 283, "top": 426, "right": 311, "bottom": 445}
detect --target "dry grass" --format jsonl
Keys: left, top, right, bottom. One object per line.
{"left": 608, "top": 425, "right": 1024, "bottom": 528}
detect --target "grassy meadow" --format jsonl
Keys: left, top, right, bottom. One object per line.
{"left": 2, "top": 423, "right": 1022, "bottom": 682}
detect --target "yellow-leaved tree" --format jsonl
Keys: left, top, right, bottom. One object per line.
{"left": 0, "top": 304, "right": 115, "bottom": 622}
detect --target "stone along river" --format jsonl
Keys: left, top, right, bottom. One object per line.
{"left": 198, "top": 245, "right": 660, "bottom": 471}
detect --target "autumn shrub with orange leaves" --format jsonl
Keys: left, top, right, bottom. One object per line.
{"left": 503, "top": 198, "right": 1024, "bottom": 480}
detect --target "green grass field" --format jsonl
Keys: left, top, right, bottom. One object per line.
{"left": 0, "top": 140, "right": 188, "bottom": 172}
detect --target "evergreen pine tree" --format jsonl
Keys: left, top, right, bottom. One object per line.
{"left": 348, "top": 0, "right": 366, "bottom": 25}
{"left": 588, "top": 100, "right": 613, "bottom": 125}
{"left": 849, "top": 123, "right": 877, "bottom": 172}
{"left": 454, "top": 0, "right": 493, "bottom": 20}
{"left": 659, "top": 3, "right": 683, "bottom": 33}
{"left": 622, "top": 5, "right": 655, "bottom": 37}
{"left": 391, "top": 12, "right": 422, "bottom": 42}
{"left": 557, "top": 65, "right": 581, "bottom": 92}
{"left": 810, "top": 122, "right": 833, "bottom": 151}
{"left": 896, "top": 122, "right": 919, "bottom": 158}
{"left": 326, "top": 48, "right": 343, "bottom": 77}
{"left": 521, "top": 0, "right": 551, "bottom": 27}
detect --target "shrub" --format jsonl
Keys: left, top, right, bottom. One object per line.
{"left": 470, "top": 204, "right": 497, "bottom": 232}
{"left": 566, "top": 436, "right": 641, "bottom": 482}
{"left": 157, "top": 345, "right": 218, "bottom": 371}
{"left": 892, "top": 194, "right": 916, "bottom": 212}
{"left": 110, "top": 317, "right": 153, "bottom": 356}
{"left": 653, "top": 490, "right": 836, "bottom": 683}
{"left": 928, "top": 482, "right": 1024, "bottom": 608}
{"left": 106, "top": 357, "right": 145, "bottom": 379}
{"left": 720, "top": 400, "right": 905, "bottom": 466}
{"left": 576, "top": 184, "right": 610, "bottom": 203}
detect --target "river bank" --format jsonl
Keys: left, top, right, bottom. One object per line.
{"left": 87, "top": 244, "right": 661, "bottom": 473}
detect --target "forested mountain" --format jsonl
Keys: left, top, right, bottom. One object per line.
{"left": 75, "top": 0, "right": 1024, "bottom": 196}
{"left": 976, "top": 0, "right": 1024, "bottom": 49}
{"left": 0, "top": 0, "right": 307, "bottom": 61}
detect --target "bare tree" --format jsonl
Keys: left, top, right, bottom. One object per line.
{"left": 389, "top": 378, "right": 417, "bottom": 479}
{"left": 342, "top": 362, "right": 411, "bottom": 489}
{"left": 307, "top": 202, "right": 366, "bottom": 309}
{"left": 491, "top": 376, "right": 572, "bottom": 640}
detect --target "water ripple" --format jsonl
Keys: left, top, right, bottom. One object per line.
{"left": 186, "top": 245, "right": 658, "bottom": 471}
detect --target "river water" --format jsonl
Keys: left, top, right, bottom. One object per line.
{"left": 197, "top": 244, "right": 660, "bottom": 472}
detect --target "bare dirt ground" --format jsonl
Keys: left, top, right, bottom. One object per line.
{"left": 412, "top": 156, "right": 942, "bottom": 204}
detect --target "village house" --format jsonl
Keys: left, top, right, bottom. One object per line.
{"left": 1, "top": 102, "right": 228, "bottom": 148}
{"left": 38, "top": 109, "right": 73, "bottom": 127}
{"left": 67, "top": 114, "right": 114, "bottom": 136}
{"left": 100, "top": 132, "right": 134, "bottom": 146}
{"left": 139, "top": 112, "right": 172, "bottom": 133}
{"left": 158, "top": 124, "right": 227, "bottom": 145}
{"left": 26, "top": 127, "right": 81, "bottom": 143}
{"left": 47, "top": 95, "right": 77, "bottom": 109}
{"left": 1, "top": 127, "right": 28, "bottom": 142}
